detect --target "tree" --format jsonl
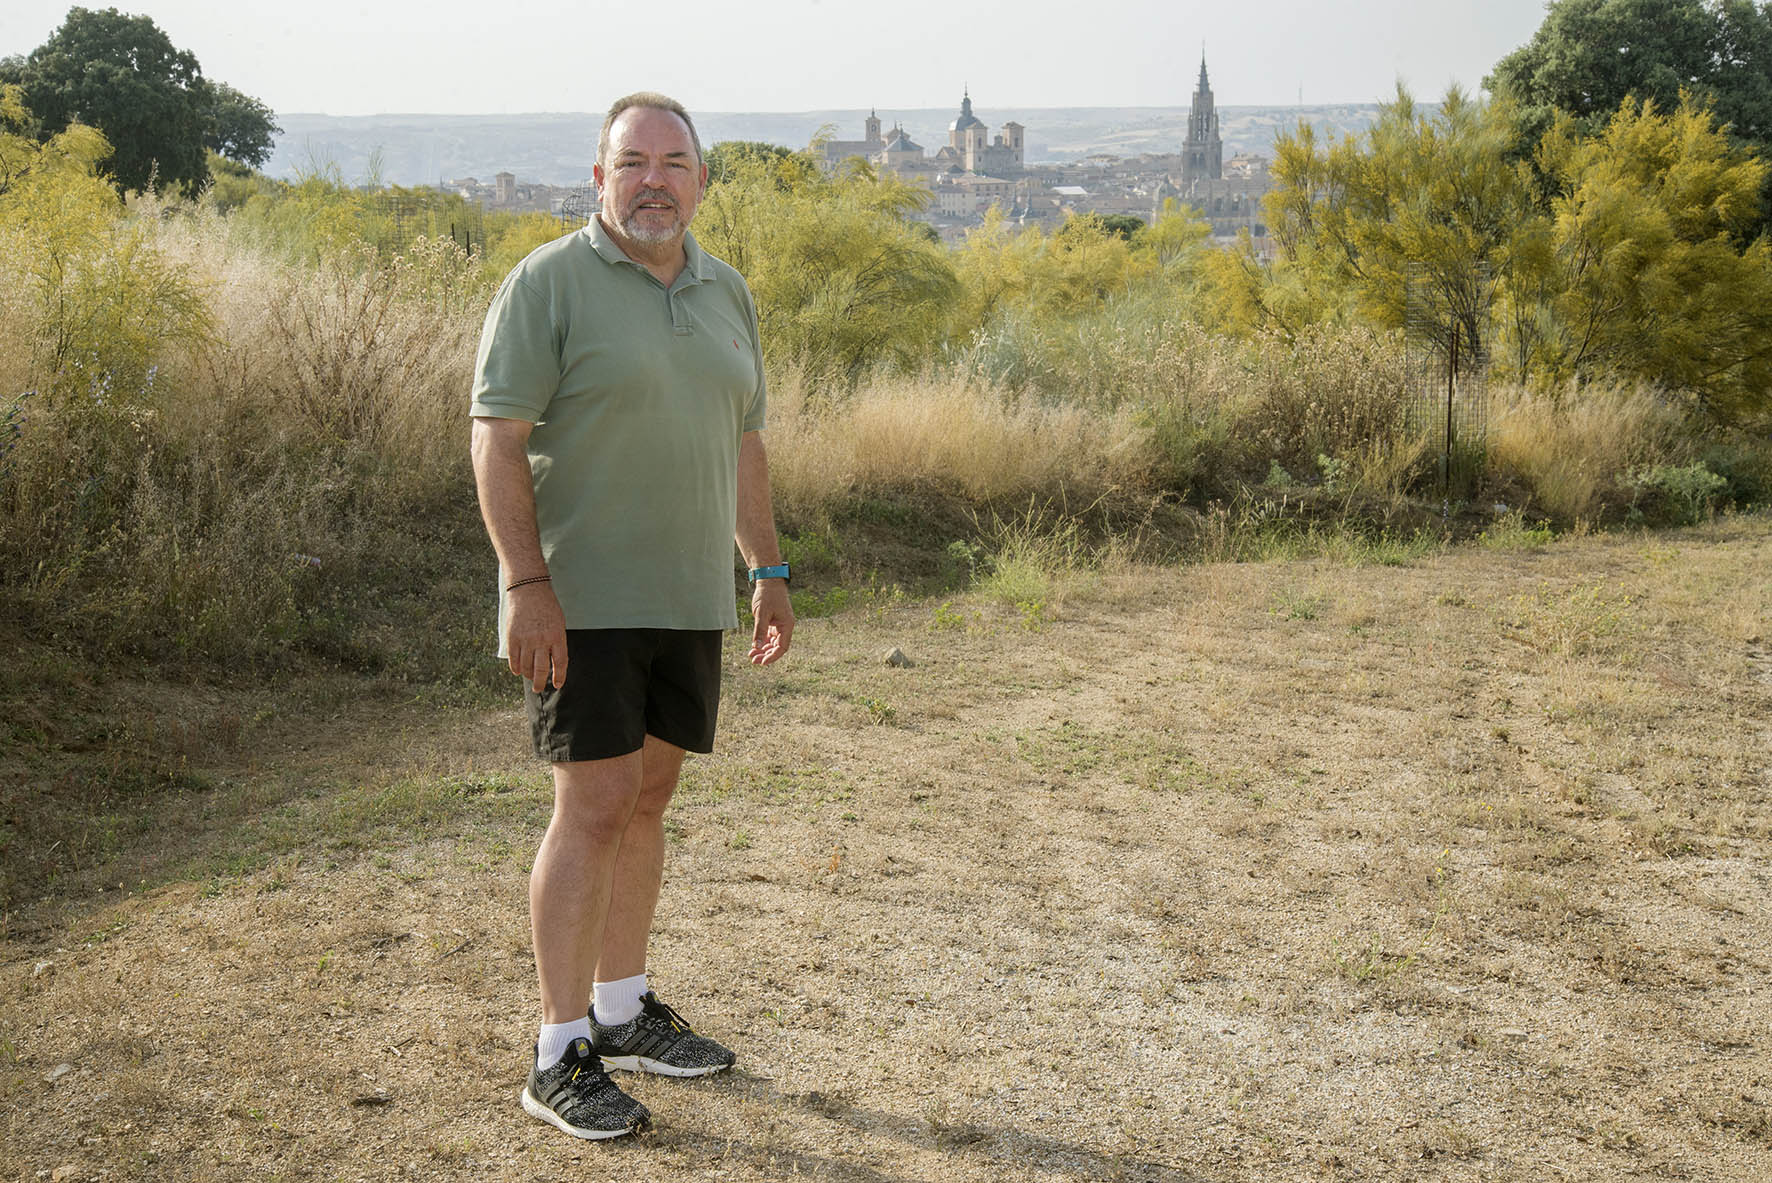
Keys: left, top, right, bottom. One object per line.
{"left": 1524, "top": 98, "right": 1772, "bottom": 424}
{"left": 4, "top": 7, "right": 208, "bottom": 193}
{"left": 1489, "top": 0, "right": 1772, "bottom": 147}
{"left": 693, "top": 156, "right": 958, "bottom": 381}
{"left": 1, "top": 8, "right": 272, "bottom": 195}
{"left": 1094, "top": 213, "right": 1147, "bottom": 241}
{"left": 1263, "top": 86, "right": 1538, "bottom": 358}
{"left": 0, "top": 84, "right": 207, "bottom": 399}
{"left": 205, "top": 81, "right": 279, "bottom": 168}
{"left": 705, "top": 140, "right": 808, "bottom": 187}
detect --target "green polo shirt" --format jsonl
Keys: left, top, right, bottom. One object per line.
{"left": 470, "top": 218, "right": 767, "bottom": 647}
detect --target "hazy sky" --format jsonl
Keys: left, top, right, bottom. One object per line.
{"left": 3, "top": 0, "right": 1552, "bottom": 114}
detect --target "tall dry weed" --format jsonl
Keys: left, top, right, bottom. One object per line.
{"left": 1487, "top": 382, "right": 1691, "bottom": 522}
{"left": 966, "top": 303, "right": 1415, "bottom": 495}
{"left": 765, "top": 368, "right": 1161, "bottom": 520}
{"left": 1, "top": 204, "right": 492, "bottom": 668}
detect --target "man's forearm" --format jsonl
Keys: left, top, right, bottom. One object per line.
{"left": 471, "top": 417, "right": 549, "bottom": 581}
{"left": 735, "top": 430, "right": 782, "bottom": 569}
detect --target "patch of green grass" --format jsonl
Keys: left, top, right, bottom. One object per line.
{"left": 1497, "top": 580, "right": 1640, "bottom": 657}
{"left": 780, "top": 529, "right": 841, "bottom": 573}
{"left": 322, "top": 773, "right": 530, "bottom": 846}
{"left": 1271, "top": 584, "right": 1327, "bottom": 621}
{"left": 973, "top": 502, "right": 1094, "bottom": 609}
{"left": 930, "top": 600, "right": 965, "bottom": 630}
{"left": 1478, "top": 511, "right": 1555, "bottom": 551}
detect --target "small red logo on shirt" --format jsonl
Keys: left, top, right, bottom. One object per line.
{"left": 732, "top": 339, "right": 741, "bottom": 350}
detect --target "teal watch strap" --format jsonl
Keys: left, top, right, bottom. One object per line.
{"left": 748, "top": 563, "right": 791, "bottom": 584}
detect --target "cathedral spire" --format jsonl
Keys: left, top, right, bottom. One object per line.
{"left": 1183, "top": 52, "right": 1222, "bottom": 184}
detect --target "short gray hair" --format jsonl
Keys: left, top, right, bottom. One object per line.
{"left": 597, "top": 92, "right": 704, "bottom": 167}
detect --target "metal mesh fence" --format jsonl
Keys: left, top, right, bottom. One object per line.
{"left": 557, "top": 186, "right": 597, "bottom": 228}
{"left": 1404, "top": 264, "right": 1491, "bottom": 495}
{"left": 368, "top": 192, "right": 486, "bottom": 255}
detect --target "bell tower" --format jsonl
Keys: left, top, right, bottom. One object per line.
{"left": 1182, "top": 54, "right": 1223, "bottom": 184}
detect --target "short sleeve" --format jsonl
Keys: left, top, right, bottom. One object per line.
{"left": 470, "top": 272, "right": 559, "bottom": 423}
{"left": 740, "top": 284, "right": 767, "bottom": 433}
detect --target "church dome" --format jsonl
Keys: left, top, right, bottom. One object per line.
{"left": 949, "top": 91, "right": 985, "bottom": 134}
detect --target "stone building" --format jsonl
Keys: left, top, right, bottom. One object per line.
{"left": 924, "top": 91, "right": 1024, "bottom": 176}
{"left": 820, "top": 110, "right": 885, "bottom": 169}
{"left": 822, "top": 91, "right": 1025, "bottom": 178}
{"left": 878, "top": 126, "right": 929, "bottom": 174}
{"left": 1162, "top": 57, "right": 1271, "bottom": 240}
{"left": 1181, "top": 57, "right": 1223, "bottom": 184}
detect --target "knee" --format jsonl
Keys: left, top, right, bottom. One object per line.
{"left": 629, "top": 777, "right": 676, "bottom": 824}
{"left": 548, "top": 793, "right": 637, "bottom": 852}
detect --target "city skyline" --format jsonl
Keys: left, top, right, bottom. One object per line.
{"left": 2, "top": 0, "right": 1551, "bottom": 116}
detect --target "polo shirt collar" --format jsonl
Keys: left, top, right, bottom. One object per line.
{"left": 587, "top": 216, "right": 707, "bottom": 283}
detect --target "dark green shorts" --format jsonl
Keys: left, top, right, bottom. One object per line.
{"left": 525, "top": 629, "right": 722, "bottom": 762}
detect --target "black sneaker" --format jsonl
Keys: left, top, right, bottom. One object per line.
{"left": 519, "top": 1036, "right": 650, "bottom": 1140}
{"left": 592, "top": 991, "right": 736, "bottom": 1077}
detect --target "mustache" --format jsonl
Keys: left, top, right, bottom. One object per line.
{"left": 628, "top": 187, "right": 679, "bottom": 211}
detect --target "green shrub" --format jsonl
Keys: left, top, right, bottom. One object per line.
{"left": 1627, "top": 463, "right": 1729, "bottom": 525}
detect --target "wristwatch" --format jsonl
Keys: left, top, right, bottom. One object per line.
{"left": 747, "top": 563, "right": 791, "bottom": 584}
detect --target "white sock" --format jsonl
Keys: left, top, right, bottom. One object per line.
{"left": 536, "top": 1017, "right": 591, "bottom": 1070}
{"left": 592, "top": 973, "right": 649, "bottom": 1027}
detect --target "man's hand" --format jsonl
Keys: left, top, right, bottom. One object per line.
{"left": 748, "top": 579, "right": 794, "bottom": 665}
{"left": 507, "top": 582, "right": 569, "bottom": 691}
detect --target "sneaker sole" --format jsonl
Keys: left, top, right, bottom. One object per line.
{"left": 600, "top": 1054, "right": 733, "bottom": 1078}
{"left": 519, "top": 1086, "right": 646, "bottom": 1139}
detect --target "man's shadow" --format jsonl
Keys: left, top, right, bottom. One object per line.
{"left": 605, "top": 1068, "right": 1206, "bottom": 1183}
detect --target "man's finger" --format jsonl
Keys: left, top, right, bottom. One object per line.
{"left": 550, "top": 638, "right": 567, "bottom": 689}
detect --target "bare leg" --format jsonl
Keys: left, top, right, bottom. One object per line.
{"left": 597, "top": 734, "right": 685, "bottom": 984}
{"left": 529, "top": 749, "right": 644, "bottom": 1024}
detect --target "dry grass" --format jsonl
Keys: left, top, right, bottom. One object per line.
{"left": 4, "top": 516, "right": 1768, "bottom": 1182}
{"left": 1487, "top": 381, "right": 1692, "bottom": 523}
{"left": 766, "top": 368, "right": 1160, "bottom": 517}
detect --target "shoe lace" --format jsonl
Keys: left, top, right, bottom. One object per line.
{"left": 643, "top": 993, "right": 692, "bottom": 1034}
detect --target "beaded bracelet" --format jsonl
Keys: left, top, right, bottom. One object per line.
{"left": 506, "top": 575, "right": 552, "bottom": 592}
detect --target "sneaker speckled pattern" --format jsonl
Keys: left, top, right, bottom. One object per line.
{"left": 519, "top": 1036, "right": 650, "bottom": 1140}
{"left": 592, "top": 991, "right": 736, "bottom": 1077}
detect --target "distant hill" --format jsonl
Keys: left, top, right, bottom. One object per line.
{"left": 265, "top": 105, "right": 1383, "bottom": 187}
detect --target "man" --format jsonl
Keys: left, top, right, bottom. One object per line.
{"left": 469, "top": 92, "right": 794, "bottom": 1142}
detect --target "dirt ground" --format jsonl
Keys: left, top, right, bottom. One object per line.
{"left": 4, "top": 519, "right": 1770, "bottom": 1182}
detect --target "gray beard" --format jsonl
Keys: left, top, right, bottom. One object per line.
{"left": 613, "top": 193, "right": 684, "bottom": 244}
{"left": 616, "top": 215, "right": 681, "bottom": 244}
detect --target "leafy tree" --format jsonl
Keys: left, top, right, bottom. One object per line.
{"left": 0, "top": 84, "right": 206, "bottom": 399}
{"left": 1489, "top": 0, "right": 1772, "bottom": 149}
{"left": 1263, "top": 86, "right": 1537, "bottom": 358}
{"left": 1133, "top": 199, "right": 1212, "bottom": 267}
{"left": 205, "top": 81, "right": 280, "bottom": 168}
{"left": 1523, "top": 97, "right": 1772, "bottom": 424}
{"left": 704, "top": 140, "right": 813, "bottom": 188}
{"left": 693, "top": 156, "right": 958, "bottom": 381}
{"left": 1093, "top": 212, "right": 1147, "bottom": 241}
{"left": 948, "top": 210, "right": 1156, "bottom": 344}
{"left": 3, "top": 7, "right": 215, "bottom": 194}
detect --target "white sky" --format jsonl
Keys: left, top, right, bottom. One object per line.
{"left": 2, "top": 0, "right": 1551, "bottom": 114}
